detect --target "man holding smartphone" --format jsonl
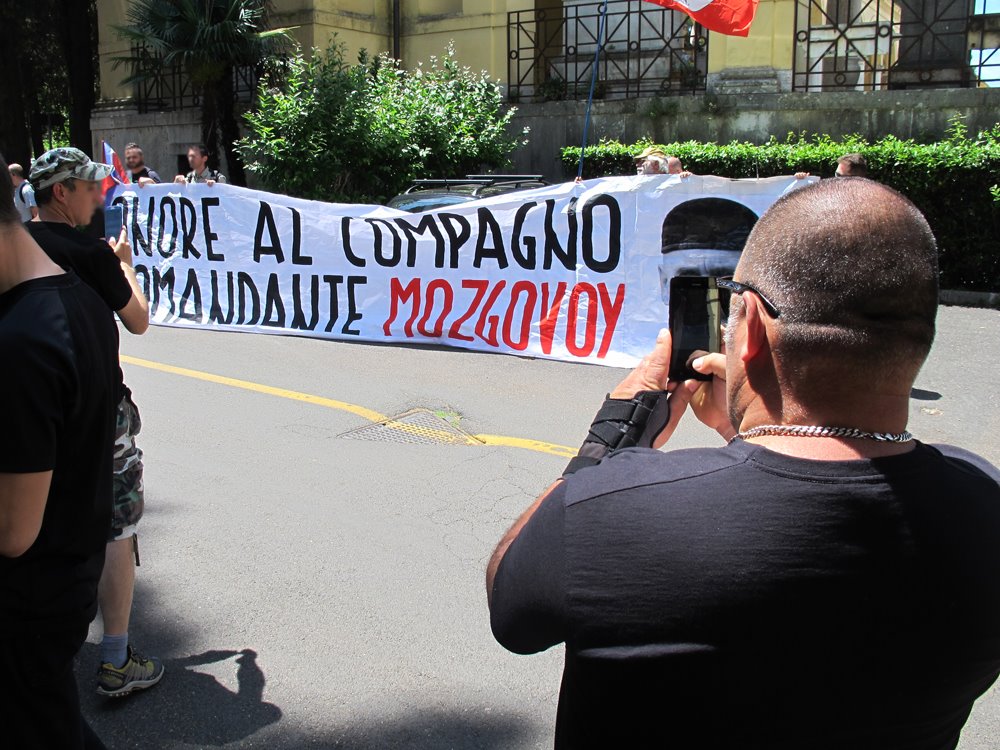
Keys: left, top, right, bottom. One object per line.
{"left": 26, "top": 147, "right": 164, "bottom": 698}
{"left": 487, "top": 178, "right": 1000, "bottom": 749}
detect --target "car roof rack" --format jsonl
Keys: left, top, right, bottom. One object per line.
{"left": 402, "top": 175, "right": 546, "bottom": 195}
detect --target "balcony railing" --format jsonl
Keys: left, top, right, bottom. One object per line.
{"left": 507, "top": 0, "right": 708, "bottom": 102}
{"left": 793, "top": 0, "right": 1000, "bottom": 91}
{"left": 130, "top": 45, "right": 259, "bottom": 114}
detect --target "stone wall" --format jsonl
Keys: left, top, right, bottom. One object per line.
{"left": 509, "top": 87, "right": 1000, "bottom": 181}
{"left": 90, "top": 105, "right": 203, "bottom": 183}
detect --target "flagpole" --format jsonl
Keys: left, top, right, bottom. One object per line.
{"left": 576, "top": 0, "right": 610, "bottom": 181}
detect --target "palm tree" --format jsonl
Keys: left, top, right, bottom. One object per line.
{"left": 113, "top": 0, "right": 291, "bottom": 185}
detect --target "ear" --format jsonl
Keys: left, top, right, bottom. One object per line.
{"left": 740, "top": 293, "right": 769, "bottom": 364}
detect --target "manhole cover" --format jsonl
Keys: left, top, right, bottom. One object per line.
{"left": 339, "top": 408, "right": 483, "bottom": 446}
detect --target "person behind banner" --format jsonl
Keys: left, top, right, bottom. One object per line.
{"left": 0, "top": 153, "right": 117, "bottom": 749}
{"left": 124, "top": 143, "right": 161, "bottom": 187}
{"left": 634, "top": 145, "right": 666, "bottom": 175}
{"left": 25, "top": 147, "right": 164, "bottom": 699}
{"left": 487, "top": 177, "right": 1000, "bottom": 749}
{"left": 174, "top": 143, "right": 226, "bottom": 186}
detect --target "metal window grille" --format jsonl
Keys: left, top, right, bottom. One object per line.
{"left": 793, "top": 0, "right": 1000, "bottom": 91}
{"left": 131, "top": 45, "right": 259, "bottom": 113}
{"left": 507, "top": 0, "right": 708, "bottom": 102}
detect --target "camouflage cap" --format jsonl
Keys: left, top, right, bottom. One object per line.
{"left": 29, "top": 147, "right": 113, "bottom": 190}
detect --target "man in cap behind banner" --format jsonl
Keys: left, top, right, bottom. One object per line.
{"left": 26, "top": 147, "right": 164, "bottom": 698}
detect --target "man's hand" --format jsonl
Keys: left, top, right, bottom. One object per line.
{"left": 609, "top": 328, "right": 699, "bottom": 450}
{"left": 111, "top": 227, "right": 133, "bottom": 267}
{"left": 137, "top": 177, "right": 155, "bottom": 188}
{"left": 173, "top": 175, "right": 186, "bottom": 184}
{"left": 690, "top": 353, "right": 736, "bottom": 440}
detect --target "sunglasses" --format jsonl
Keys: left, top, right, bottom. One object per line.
{"left": 716, "top": 276, "right": 781, "bottom": 318}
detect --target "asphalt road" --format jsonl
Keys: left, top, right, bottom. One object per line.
{"left": 78, "top": 304, "right": 1000, "bottom": 749}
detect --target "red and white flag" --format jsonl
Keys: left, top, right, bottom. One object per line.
{"left": 100, "top": 140, "right": 131, "bottom": 199}
{"left": 643, "top": 0, "right": 759, "bottom": 37}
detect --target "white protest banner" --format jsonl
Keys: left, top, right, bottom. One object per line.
{"left": 111, "top": 175, "right": 808, "bottom": 367}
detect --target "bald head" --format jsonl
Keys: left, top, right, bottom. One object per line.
{"left": 735, "top": 178, "right": 938, "bottom": 385}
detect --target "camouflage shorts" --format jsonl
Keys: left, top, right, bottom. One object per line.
{"left": 109, "top": 394, "right": 144, "bottom": 540}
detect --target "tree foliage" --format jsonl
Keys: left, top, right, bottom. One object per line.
{"left": 563, "top": 120, "right": 1000, "bottom": 292}
{"left": 238, "top": 43, "right": 529, "bottom": 203}
{"left": 113, "top": 0, "right": 292, "bottom": 185}
{"left": 0, "top": 0, "right": 97, "bottom": 165}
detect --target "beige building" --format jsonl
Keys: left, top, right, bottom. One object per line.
{"left": 92, "top": 0, "right": 999, "bottom": 179}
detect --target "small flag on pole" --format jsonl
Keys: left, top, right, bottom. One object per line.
{"left": 100, "top": 140, "right": 130, "bottom": 199}
{"left": 643, "top": 0, "right": 759, "bottom": 37}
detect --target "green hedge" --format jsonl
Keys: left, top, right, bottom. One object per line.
{"left": 562, "top": 120, "right": 1000, "bottom": 292}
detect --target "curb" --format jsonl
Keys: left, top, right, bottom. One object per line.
{"left": 940, "top": 290, "right": 1000, "bottom": 309}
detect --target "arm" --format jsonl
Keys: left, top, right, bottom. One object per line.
{"left": 0, "top": 471, "right": 52, "bottom": 557}
{"left": 487, "top": 329, "right": 699, "bottom": 602}
{"left": 111, "top": 228, "right": 149, "bottom": 334}
{"left": 486, "top": 478, "right": 561, "bottom": 607}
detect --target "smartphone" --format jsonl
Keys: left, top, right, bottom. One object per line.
{"left": 103, "top": 204, "right": 124, "bottom": 240}
{"left": 668, "top": 276, "right": 724, "bottom": 381}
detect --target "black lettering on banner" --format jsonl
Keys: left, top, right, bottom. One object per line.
{"left": 323, "top": 275, "right": 343, "bottom": 333}
{"left": 543, "top": 198, "right": 577, "bottom": 270}
{"left": 134, "top": 264, "right": 150, "bottom": 300}
{"left": 322, "top": 275, "right": 366, "bottom": 335}
{"left": 263, "top": 273, "right": 286, "bottom": 327}
{"left": 394, "top": 214, "right": 446, "bottom": 268}
{"left": 291, "top": 273, "right": 320, "bottom": 330}
{"left": 341, "top": 217, "right": 366, "bottom": 267}
{"left": 236, "top": 272, "right": 261, "bottom": 325}
{"left": 178, "top": 268, "right": 202, "bottom": 320}
{"left": 290, "top": 208, "right": 311, "bottom": 265}
{"left": 511, "top": 201, "right": 537, "bottom": 270}
{"left": 151, "top": 266, "right": 176, "bottom": 315}
{"left": 254, "top": 201, "right": 285, "bottom": 264}
{"left": 202, "top": 197, "right": 223, "bottom": 261}
{"left": 581, "top": 194, "right": 621, "bottom": 273}
{"left": 156, "top": 197, "right": 179, "bottom": 258}
{"left": 367, "top": 218, "right": 402, "bottom": 267}
{"left": 132, "top": 195, "right": 156, "bottom": 257}
{"left": 437, "top": 213, "right": 471, "bottom": 269}
{"left": 474, "top": 208, "right": 508, "bottom": 270}
{"left": 344, "top": 276, "right": 365, "bottom": 335}
{"left": 178, "top": 197, "right": 200, "bottom": 259}
{"left": 209, "top": 270, "right": 235, "bottom": 324}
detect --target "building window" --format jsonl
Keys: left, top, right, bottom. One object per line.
{"left": 793, "top": 0, "right": 999, "bottom": 91}
{"left": 507, "top": 0, "right": 708, "bottom": 102}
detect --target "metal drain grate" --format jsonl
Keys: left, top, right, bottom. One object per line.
{"left": 339, "top": 408, "right": 483, "bottom": 446}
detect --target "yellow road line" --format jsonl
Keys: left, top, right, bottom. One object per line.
{"left": 120, "top": 355, "right": 576, "bottom": 458}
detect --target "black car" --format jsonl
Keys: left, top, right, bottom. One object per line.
{"left": 387, "top": 175, "right": 548, "bottom": 213}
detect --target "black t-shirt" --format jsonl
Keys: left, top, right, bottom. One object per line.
{"left": 0, "top": 273, "right": 118, "bottom": 632}
{"left": 25, "top": 220, "right": 133, "bottom": 401}
{"left": 132, "top": 167, "right": 161, "bottom": 183}
{"left": 491, "top": 440, "right": 1000, "bottom": 750}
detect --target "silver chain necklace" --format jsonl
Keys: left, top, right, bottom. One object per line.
{"left": 734, "top": 425, "right": 914, "bottom": 443}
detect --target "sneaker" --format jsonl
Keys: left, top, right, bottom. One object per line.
{"left": 96, "top": 644, "right": 164, "bottom": 697}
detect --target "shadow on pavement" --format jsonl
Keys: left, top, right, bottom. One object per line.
{"left": 78, "top": 641, "right": 281, "bottom": 748}
{"left": 910, "top": 387, "right": 942, "bottom": 401}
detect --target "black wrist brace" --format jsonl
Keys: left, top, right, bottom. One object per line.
{"left": 563, "top": 390, "right": 672, "bottom": 476}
